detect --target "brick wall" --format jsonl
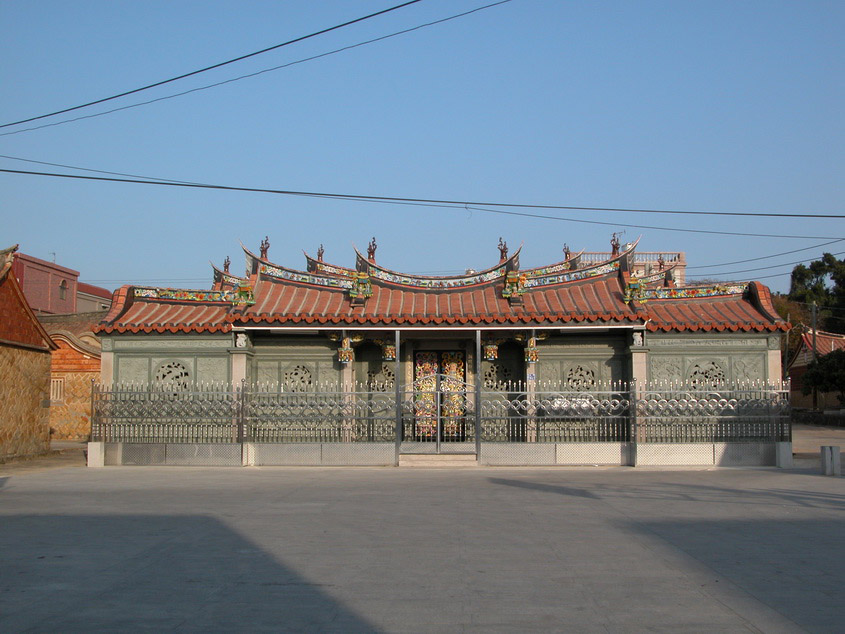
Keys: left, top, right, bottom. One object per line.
{"left": 0, "top": 346, "right": 51, "bottom": 459}
{"left": 0, "top": 274, "right": 48, "bottom": 348}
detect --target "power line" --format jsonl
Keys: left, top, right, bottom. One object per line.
{"left": 463, "top": 204, "right": 840, "bottom": 240}
{"left": 2, "top": 167, "right": 842, "bottom": 241}
{"left": 686, "top": 251, "right": 845, "bottom": 277}
{"left": 0, "top": 0, "right": 424, "bottom": 129}
{"left": 1, "top": 161, "right": 842, "bottom": 223}
{"left": 685, "top": 240, "right": 845, "bottom": 270}
{"left": 0, "top": 1, "right": 514, "bottom": 138}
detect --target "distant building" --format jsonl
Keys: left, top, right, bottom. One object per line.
{"left": 39, "top": 311, "right": 108, "bottom": 440}
{"left": 0, "top": 245, "right": 57, "bottom": 459}
{"left": 578, "top": 251, "right": 686, "bottom": 285}
{"left": 788, "top": 329, "right": 845, "bottom": 409}
{"left": 12, "top": 251, "right": 112, "bottom": 315}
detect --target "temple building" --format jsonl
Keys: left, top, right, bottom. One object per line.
{"left": 95, "top": 236, "right": 784, "bottom": 390}
{"left": 89, "top": 236, "right": 790, "bottom": 468}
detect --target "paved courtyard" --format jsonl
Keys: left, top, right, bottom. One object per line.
{"left": 1, "top": 433, "right": 843, "bottom": 632}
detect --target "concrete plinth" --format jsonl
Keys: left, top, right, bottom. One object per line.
{"left": 86, "top": 442, "right": 104, "bottom": 468}
{"left": 821, "top": 446, "right": 841, "bottom": 476}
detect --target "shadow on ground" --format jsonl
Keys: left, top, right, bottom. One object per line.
{"left": 627, "top": 518, "right": 845, "bottom": 633}
{"left": 0, "top": 515, "right": 376, "bottom": 632}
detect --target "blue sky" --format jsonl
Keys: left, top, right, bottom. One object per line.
{"left": 2, "top": 0, "right": 843, "bottom": 293}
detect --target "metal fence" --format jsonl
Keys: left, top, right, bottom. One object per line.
{"left": 91, "top": 379, "right": 790, "bottom": 445}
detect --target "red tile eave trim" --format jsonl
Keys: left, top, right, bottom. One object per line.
{"left": 99, "top": 323, "right": 231, "bottom": 334}
{"left": 227, "top": 311, "right": 643, "bottom": 328}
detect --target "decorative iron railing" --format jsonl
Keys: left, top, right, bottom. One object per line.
{"left": 91, "top": 380, "right": 790, "bottom": 445}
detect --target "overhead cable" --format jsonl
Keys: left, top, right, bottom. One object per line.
{"left": 0, "top": 0, "right": 424, "bottom": 129}
{"left": 0, "top": 1, "right": 514, "bottom": 137}
{"left": 1, "top": 167, "right": 842, "bottom": 241}
{"left": 0, "top": 160, "right": 841, "bottom": 221}
{"left": 685, "top": 240, "right": 845, "bottom": 270}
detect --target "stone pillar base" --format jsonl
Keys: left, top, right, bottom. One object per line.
{"left": 776, "top": 442, "right": 793, "bottom": 468}
{"left": 87, "top": 442, "right": 105, "bottom": 468}
{"left": 821, "top": 446, "right": 841, "bottom": 476}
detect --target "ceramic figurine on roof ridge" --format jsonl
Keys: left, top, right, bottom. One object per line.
{"left": 259, "top": 236, "right": 270, "bottom": 260}
{"left": 611, "top": 232, "right": 621, "bottom": 257}
{"left": 317, "top": 244, "right": 324, "bottom": 262}
{"left": 223, "top": 256, "right": 230, "bottom": 273}
{"left": 367, "top": 237, "right": 377, "bottom": 262}
{"left": 498, "top": 237, "right": 508, "bottom": 262}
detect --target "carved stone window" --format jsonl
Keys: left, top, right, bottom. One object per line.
{"left": 566, "top": 365, "right": 596, "bottom": 391}
{"left": 483, "top": 363, "right": 514, "bottom": 390}
{"left": 154, "top": 361, "right": 190, "bottom": 391}
{"left": 687, "top": 361, "right": 726, "bottom": 388}
{"left": 367, "top": 364, "right": 395, "bottom": 391}
{"left": 59, "top": 279, "right": 68, "bottom": 300}
{"left": 283, "top": 364, "right": 313, "bottom": 392}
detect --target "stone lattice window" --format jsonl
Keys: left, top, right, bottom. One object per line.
{"left": 566, "top": 365, "right": 596, "bottom": 391}
{"left": 283, "top": 365, "right": 313, "bottom": 392}
{"left": 367, "top": 364, "right": 395, "bottom": 391}
{"left": 483, "top": 363, "right": 514, "bottom": 390}
{"left": 687, "top": 361, "right": 726, "bottom": 388}
{"left": 154, "top": 361, "right": 191, "bottom": 392}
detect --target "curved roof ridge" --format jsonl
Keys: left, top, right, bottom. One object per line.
{"left": 522, "top": 249, "right": 585, "bottom": 277}
{"left": 524, "top": 238, "right": 640, "bottom": 290}
{"left": 353, "top": 244, "right": 522, "bottom": 291}
{"left": 257, "top": 260, "right": 354, "bottom": 291}
{"left": 210, "top": 260, "right": 246, "bottom": 281}
{"left": 355, "top": 243, "right": 522, "bottom": 280}
{"left": 303, "top": 250, "right": 356, "bottom": 277}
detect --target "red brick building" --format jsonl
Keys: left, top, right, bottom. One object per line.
{"left": 12, "top": 251, "right": 111, "bottom": 315}
{"left": 0, "top": 245, "right": 57, "bottom": 459}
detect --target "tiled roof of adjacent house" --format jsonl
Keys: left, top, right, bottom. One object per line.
{"left": 94, "top": 240, "right": 788, "bottom": 335}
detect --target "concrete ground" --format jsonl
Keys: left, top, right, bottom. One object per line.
{"left": 0, "top": 430, "right": 843, "bottom": 633}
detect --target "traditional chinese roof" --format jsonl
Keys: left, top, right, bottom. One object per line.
{"left": 95, "top": 240, "right": 788, "bottom": 335}
{"left": 0, "top": 245, "right": 57, "bottom": 351}
{"left": 788, "top": 329, "right": 845, "bottom": 369}
{"left": 39, "top": 310, "right": 108, "bottom": 356}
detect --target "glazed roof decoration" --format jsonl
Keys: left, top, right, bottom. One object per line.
{"left": 95, "top": 236, "right": 788, "bottom": 335}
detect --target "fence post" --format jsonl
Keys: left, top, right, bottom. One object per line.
{"left": 237, "top": 379, "right": 245, "bottom": 444}
{"left": 629, "top": 378, "right": 638, "bottom": 467}
{"left": 394, "top": 329, "right": 402, "bottom": 466}
{"left": 90, "top": 379, "right": 97, "bottom": 441}
{"left": 475, "top": 329, "right": 482, "bottom": 458}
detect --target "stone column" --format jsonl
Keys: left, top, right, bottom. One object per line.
{"left": 229, "top": 332, "right": 253, "bottom": 454}
{"left": 229, "top": 332, "right": 252, "bottom": 385}
{"left": 767, "top": 336, "right": 783, "bottom": 384}
{"left": 99, "top": 338, "right": 114, "bottom": 386}
{"left": 525, "top": 333, "right": 538, "bottom": 442}
{"left": 628, "top": 330, "right": 648, "bottom": 467}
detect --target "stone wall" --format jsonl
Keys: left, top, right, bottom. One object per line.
{"left": 103, "top": 334, "right": 232, "bottom": 385}
{"left": 49, "top": 370, "right": 98, "bottom": 440}
{"left": 0, "top": 346, "right": 51, "bottom": 459}
{"left": 647, "top": 333, "right": 776, "bottom": 384}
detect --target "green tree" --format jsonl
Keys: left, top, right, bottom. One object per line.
{"left": 788, "top": 253, "right": 845, "bottom": 334}
{"left": 801, "top": 349, "right": 845, "bottom": 404}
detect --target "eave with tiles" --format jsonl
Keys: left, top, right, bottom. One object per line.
{"left": 93, "top": 238, "right": 789, "bottom": 388}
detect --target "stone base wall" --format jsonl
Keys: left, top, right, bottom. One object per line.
{"left": 0, "top": 346, "right": 51, "bottom": 459}
{"left": 49, "top": 371, "right": 98, "bottom": 440}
